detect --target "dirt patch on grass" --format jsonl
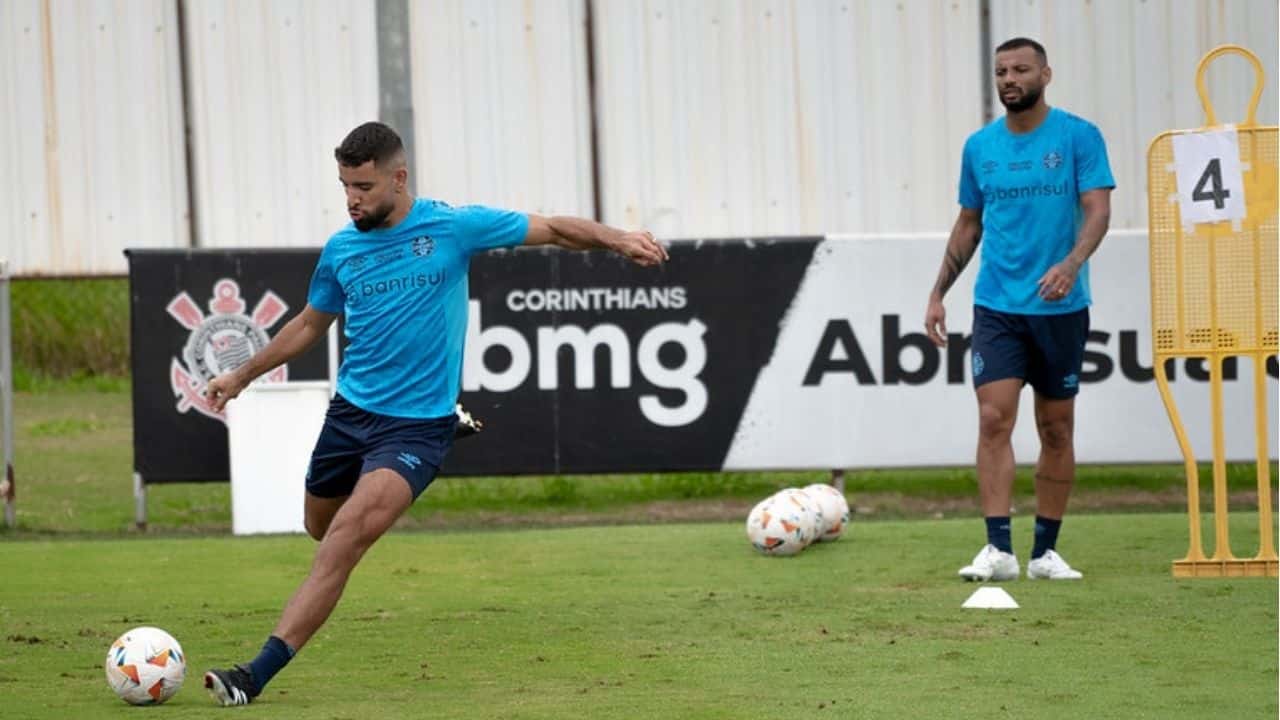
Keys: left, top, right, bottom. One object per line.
{"left": 398, "top": 490, "right": 1272, "bottom": 531}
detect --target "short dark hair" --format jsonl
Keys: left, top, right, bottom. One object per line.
{"left": 334, "top": 122, "right": 404, "bottom": 168}
{"left": 995, "top": 37, "right": 1047, "bottom": 65}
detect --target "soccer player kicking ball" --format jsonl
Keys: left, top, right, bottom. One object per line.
{"left": 201, "top": 122, "right": 667, "bottom": 705}
{"left": 923, "top": 38, "right": 1114, "bottom": 582}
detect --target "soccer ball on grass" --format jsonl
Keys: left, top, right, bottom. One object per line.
{"left": 104, "top": 626, "right": 186, "bottom": 705}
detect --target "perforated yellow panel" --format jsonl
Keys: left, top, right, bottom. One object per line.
{"left": 1146, "top": 126, "right": 1278, "bottom": 357}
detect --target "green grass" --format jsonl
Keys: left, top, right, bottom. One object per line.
{"left": 1, "top": 514, "right": 1275, "bottom": 719}
{"left": 10, "top": 277, "right": 130, "bottom": 387}
{"left": 7, "top": 385, "right": 1277, "bottom": 534}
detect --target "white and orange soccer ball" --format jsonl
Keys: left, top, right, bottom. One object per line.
{"left": 804, "top": 483, "right": 851, "bottom": 542}
{"left": 772, "top": 487, "right": 821, "bottom": 546}
{"left": 104, "top": 626, "right": 186, "bottom": 705}
{"left": 746, "top": 491, "right": 816, "bottom": 556}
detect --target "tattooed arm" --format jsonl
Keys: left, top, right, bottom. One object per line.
{"left": 924, "top": 207, "right": 982, "bottom": 348}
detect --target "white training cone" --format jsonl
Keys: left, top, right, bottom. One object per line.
{"left": 962, "top": 586, "right": 1019, "bottom": 609}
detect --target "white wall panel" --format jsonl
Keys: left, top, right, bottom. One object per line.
{"left": 183, "top": 0, "right": 378, "bottom": 248}
{"left": 0, "top": 0, "right": 187, "bottom": 276}
{"left": 989, "top": 0, "right": 1280, "bottom": 230}
{"left": 591, "top": 0, "right": 984, "bottom": 238}
{"left": 409, "top": 0, "right": 593, "bottom": 215}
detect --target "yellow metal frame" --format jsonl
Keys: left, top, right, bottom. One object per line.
{"left": 1146, "top": 45, "right": 1278, "bottom": 578}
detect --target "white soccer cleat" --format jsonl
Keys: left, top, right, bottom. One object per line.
{"left": 1026, "top": 549, "right": 1083, "bottom": 580}
{"left": 958, "top": 544, "right": 1020, "bottom": 582}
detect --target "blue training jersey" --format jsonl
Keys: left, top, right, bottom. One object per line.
{"left": 958, "top": 107, "right": 1115, "bottom": 314}
{"left": 307, "top": 198, "right": 529, "bottom": 418}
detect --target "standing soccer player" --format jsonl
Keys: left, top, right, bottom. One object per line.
{"left": 923, "top": 38, "right": 1114, "bottom": 582}
{"left": 200, "top": 121, "right": 667, "bottom": 705}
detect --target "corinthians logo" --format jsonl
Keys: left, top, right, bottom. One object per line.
{"left": 166, "top": 279, "right": 289, "bottom": 423}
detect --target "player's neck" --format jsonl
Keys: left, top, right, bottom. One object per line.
{"left": 1004, "top": 102, "right": 1050, "bottom": 135}
{"left": 378, "top": 196, "right": 416, "bottom": 230}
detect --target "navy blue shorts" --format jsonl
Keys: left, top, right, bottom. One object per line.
{"left": 970, "top": 305, "right": 1090, "bottom": 399}
{"left": 306, "top": 394, "right": 455, "bottom": 500}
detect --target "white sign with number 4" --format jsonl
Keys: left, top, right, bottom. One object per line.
{"left": 1172, "top": 129, "right": 1247, "bottom": 226}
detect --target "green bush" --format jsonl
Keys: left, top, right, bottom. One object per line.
{"left": 10, "top": 277, "right": 129, "bottom": 387}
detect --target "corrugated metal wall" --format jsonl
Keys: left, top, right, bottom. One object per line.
{"left": 3, "top": 0, "right": 1278, "bottom": 274}
{"left": 409, "top": 0, "right": 594, "bottom": 216}
{"left": 989, "top": 0, "right": 1280, "bottom": 230}
{"left": 592, "top": 0, "right": 983, "bottom": 238}
{"left": 182, "top": 0, "right": 379, "bottom": 250}
{"left": 0, "top": 0, "right": 188, "bottom": 276}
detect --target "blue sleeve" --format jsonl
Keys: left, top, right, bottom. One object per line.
{"left": 957, "top": 136, "right": 983, "bottom": 210}
{"left": 454, "top": 205, "right": 530, "bottom": 255}
{"left": 307, "top": 245, "right": 345, "bottom": 314}
{"left": 1074, "top": 122, "right": 1115, "bottom": 192}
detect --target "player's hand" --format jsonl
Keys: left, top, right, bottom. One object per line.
{"left": 1037, "top": 258, "right": 1080, "bottom": 302}
{"left": 924, "top": 296, "right": 948, "bottom": 347}
{"left": 205, "top": 371, "right": 248, "bottom": 413}
{"left": 613, "top": 230, "right": 669, "bottom": 267}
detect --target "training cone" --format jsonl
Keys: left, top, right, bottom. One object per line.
{"left": 962, "top": 586, "right": 1019, "bottom": 609}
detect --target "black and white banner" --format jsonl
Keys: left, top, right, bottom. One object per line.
{"left": 721, "top": 231, "right": 1277, "bottom": 469}
{"left": 447, "top": 238, "right": 818, "bottom": 474}
{"left": 126, "top": 232, "right": 1277, "bottom": 484}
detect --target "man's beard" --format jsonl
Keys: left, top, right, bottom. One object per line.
{"left": 999, "top": 84, "right": 1042, "bottom": 113}
{"left": 353, "top": 202, "right": 394, "bottom": 232}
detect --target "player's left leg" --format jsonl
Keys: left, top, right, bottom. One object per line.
{"left": 1024, "top": 307, "right": 1089, "bottom": 580}
{"left": 303, "top": 492, "right": 349, "bottom": 542}
{"left": 1032, "top": 392, "right": 1075, "bottom": 524}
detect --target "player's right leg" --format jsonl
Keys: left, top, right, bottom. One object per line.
{"left": 960, "top": 377, "right": 1023, "bottom": 581}
{"left": 204, "top": 393, "right": 366, "bottom": 706}
{"left": 960, "top": 306, "right": 1028, "bottom": 581}
{"left": 271, "top": 468, "right": 415, "bottom": 651}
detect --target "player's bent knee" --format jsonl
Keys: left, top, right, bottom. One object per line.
{"left": 1038, "top": 420, "right": 1074, "bottom": 451}
{"left": 304, "top": 516, "right": 329, "bottom": 542}
{"left": 977, "top": 403, "right": 1015, "bottom": 439}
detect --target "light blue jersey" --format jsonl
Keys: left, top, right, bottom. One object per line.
{"left": 958, "top": 108, "right": 1115, "bottom": 314}
{"left": 308, "top": 198, "right": 528, "bottom": 418}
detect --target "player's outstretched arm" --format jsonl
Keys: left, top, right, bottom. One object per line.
{"left": 924, "top": 207, "right": 983, "bottom": 348}
{"left": 205, "top": 304, "right": 338, "bottom": 412}
{"left": 523, "top": 214, "right": 668, "bottom": 267}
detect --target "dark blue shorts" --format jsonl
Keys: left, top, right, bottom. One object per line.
{"left": 306, "top": 394, "right": 455, "bottom": 500}
{"left": 970, "top": 305, "right": 1090, "bottom": 399}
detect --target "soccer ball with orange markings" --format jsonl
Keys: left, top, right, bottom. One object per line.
{"left": 746, "top": 493, "right": 814, "bottom": 556}
{"left": 804, "top": 483, "right": 851, "bottom": 542}
{"left": 104, "top": 627, "right": 186, "bottom": 705}
{"left": 772, "top": 488, "right": 822, "bottom": 547}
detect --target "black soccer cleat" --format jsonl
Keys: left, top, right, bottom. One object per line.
{"left": 204, "top": 664, "right": 258, "bottom": 706}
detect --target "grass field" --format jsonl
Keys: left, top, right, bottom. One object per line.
{"left": 4, "top": 385, "right": 1277, "bottom": 717}
{"left": 3, "top": 514, "right": 1276, "bottom": 719}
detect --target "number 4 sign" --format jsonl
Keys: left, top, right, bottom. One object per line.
{"left": 1171, "top": 128, "right": 1247, "bottom": 226}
